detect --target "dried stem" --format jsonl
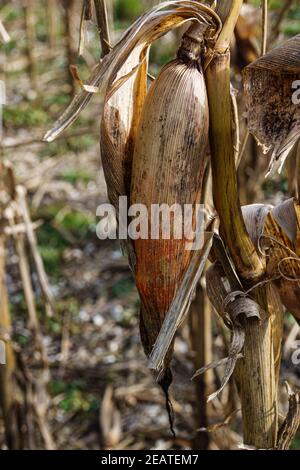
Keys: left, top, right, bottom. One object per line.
{"left": 47, "top": 0, "right": 57, "bottom": 48}
{"left": 0, "top": 234, "right": 19, "bottom": 449}
{"left": 6, "top": 207, "right": 48, "bottom": 368}
{"left": 94, "top": 0, "right": 111, "bottom": 57}
{"left": 261, "top": 0, "right": 268, "bottom": 56}
{"left": 277, "top": 384, "right": 300, "bottom": 450}
{"left": 16, "top": 186, "right": 55, "bottom": 317}
{"left": 190, "top": 285, "right": 212, "bottom": 450}
{"left": 62, "top": 0, "right": 78, "bottom": 95}
{"left": 215, "top": 0, "right": 244, "bottom": 53}
{"left": 24, "top": 0, "right": 37, "bottom": 91}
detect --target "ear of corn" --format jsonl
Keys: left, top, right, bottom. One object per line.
{"left": 44, "top": 1, "right": 221, "bottom": 414}
{"left": 131, "top": 28, "right": 209, "bottom": 382}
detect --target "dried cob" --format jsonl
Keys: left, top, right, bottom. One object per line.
{"left": 130, "top": 25, "right": 209, "bottom": 395}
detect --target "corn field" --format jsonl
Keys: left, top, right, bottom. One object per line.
{"left": 0, "top": 0, "right": 300, "bottom": 454}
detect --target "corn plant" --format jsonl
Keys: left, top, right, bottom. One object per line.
{"left": 45, "top": 0, "right": 300, "bottom": 449}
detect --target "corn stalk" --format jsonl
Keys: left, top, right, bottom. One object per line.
{"left": 190, "top": 285, "right": 212, "bottom": 450}
{"left": 62, "top": 0, "right": 78, "bottom": 95}
{"left": 47, "top": 0, "right": 57, "bottom": 48}
{"left": 24, "top": 0, "right": 37, "bottom": 91}
{"left": 94, "top": 0, "right": 111, "bottom": 57}
{"left": 0, "top": 231, "right": 19, "bottom": 449}
{"left": 205, "top": 0, "right": 282, "bottom": 448}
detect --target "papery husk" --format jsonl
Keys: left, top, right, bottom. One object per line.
{"left": 205, "top": 260, "right": 261, "bottom": 402}
{"left": 265, "top": 200, "right": 300, "bottom": 324}
{"left": 44, "top": 1, "right": 221, "bottom": 144}
{"left": 44, "top": 2, "right": 220, "bottom": 269}
{"left": 242, "top": 200, "right": 300, "bottom": 323}
{"left": 243, "top": 35, "right": 300, "bottom": 176}
{"left": 131, "top": 38, "right": 209, "bottom": 388}
{"left": 100, "top": 48, "right": 148, "bottom": 212}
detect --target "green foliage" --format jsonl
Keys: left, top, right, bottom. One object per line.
{"left": 114, "top": 0, "right": 143, "bottom": 22}
{"left": 111, "top": 277, "right": 135, "bottom": 299}
{"left": 262, "top": 177, "right": 288, "bottom": 196}
{"left": 291, "top": 434, "right": 300, "bottom": 450}
{"left": 60, "top": 169, "right": 92, "bottom": 185}
{"left": 50, "top": 379, "right": 98, "bottom": 413}
{"left": 39, "top": 135, "right": 95, "bottom": 159}
{"left": 16, "top": 334, "right": 30, "bottom": 347}
{"left": 60, "top": 210, "right": 96, "bottom": 240}
{"left": 283, "top": 22, "right": 300, "bottom": 37}
{"left": 3, "top": 8, "right": 23, "bottom": 22}
{"left": 3, "top": 103, "right": 49, "bottom": 128}
{"left": 46, "top": 317, "right": 61, "bottom": 334}
{"left": 2, "top": 40, "right": 17, "bottom": 55}
{"left": 36, "top": 203, "right": 96, "bottom": 280}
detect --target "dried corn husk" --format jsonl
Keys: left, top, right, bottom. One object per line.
{"left": 243, "top": 35, "right": 300, "bottom": 176}
{"left": 44, "top": 1, "right": 221, "bottom": 143}
{"left": 44, "top": 3, "right": 222, "bottom": 416}
{"left": 242, "top": 200, "right": 300, "bottom": 323}
{"left": 130, "top": 29, "right": 209, "bottom": 384}
{"left": 204, "top": 260, "right": 265, "bottom": 402}
{"left": 44, "top": 2, "right": 220, "bottom": 353}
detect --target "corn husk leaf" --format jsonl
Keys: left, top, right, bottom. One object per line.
{"left": 148, "top": 232, "right": 213, "bottom": 374}
{"left": 242, "top": 199, "right": 300, "bottom": 322}
{"left": 243, "top": 35, "right": 300, "bottom": 176}
{"left": 43, "top": 1, "right": 221, "bottom": 143}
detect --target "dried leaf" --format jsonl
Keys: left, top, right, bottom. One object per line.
{"left": 277, "top": 382, "right": 300, "bottom": 450}
{"left": 243, "top": 35, "right": 300, "bottom": 176}
{"left": 242, "top": 200, "right": 300, "bottom": 322}
{"left": 44, "top": 1, "right": 221, "bottom": 142}
{"left": 100, "top": 386, "right": 122, "bottom": 448}
{"left": 148, "top": 232, "right": 213, "bottom": 374}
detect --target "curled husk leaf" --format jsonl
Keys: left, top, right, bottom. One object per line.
{"left": 242, "top": 200, "right": 300, "bottom": 323}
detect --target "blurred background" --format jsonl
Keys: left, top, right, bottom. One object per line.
{"left": 0, "top": 0, "right": 300, "bottom": 450}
